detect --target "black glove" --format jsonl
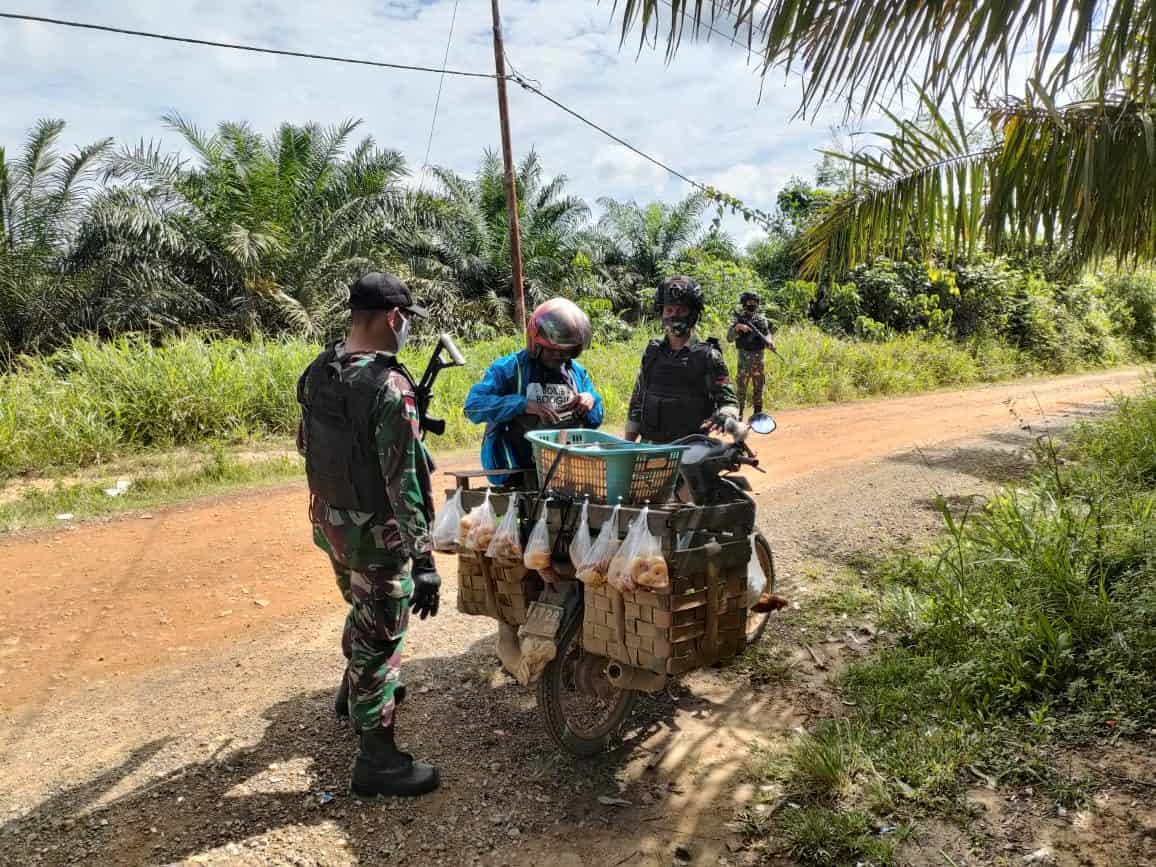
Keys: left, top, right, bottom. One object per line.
{"left": 410, "top": 553, "right": 441, "bottom": 620}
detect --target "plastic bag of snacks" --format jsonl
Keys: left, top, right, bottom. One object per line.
{"left": 486, "top": 494, "right": 523, "bottom": 565}
{"left": 575, "top": 502, "right": 621, "bottom": 587}
{"left": 746, "top": 534, "right": 767, "bottom": 607}
{"left": 459, "top": 491, "right": 497, "bottom": 552}
{"left": 568, "top": 497, "right": 592, "bottom": 569}
{"left": 608, "top": 506, "right": 669, "bottom": 592}
{"left": 432, "top": 488, "right": 464, "bottom": 553}
{"left": 523, "top": 500, "right": 552, "bottom": 571}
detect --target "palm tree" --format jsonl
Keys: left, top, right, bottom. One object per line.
{"left": 406, "top": 149, "right": 604, "bottom": 337}
{"left": 0, "top": 119, "right": 111, "bottom": 355}
{"left": 71, "top": 115, "right": 414, "bottom": 339}
{"left": 592, "top": 192, "right": 707, "bottom": 290}
{"left": 615, "top": 2, "right": 1156, "bottom": 277}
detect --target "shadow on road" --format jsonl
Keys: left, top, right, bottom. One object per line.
{"left": 1, "top": 629, "right": 796, "bottom": 866}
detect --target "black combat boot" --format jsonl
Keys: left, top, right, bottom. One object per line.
{"left": 350, "top": 725, "right": 440, "bottom": 798}
{"left": 335, "top": 673, "right": 405, "bottom": 721}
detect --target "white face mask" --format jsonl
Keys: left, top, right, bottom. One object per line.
{"left": 391, "top": 312, "right": 411, "bottom": 351}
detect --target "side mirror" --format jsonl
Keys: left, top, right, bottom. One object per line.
{"left": 749, "top": 413, "right": 777, "bottom": 435}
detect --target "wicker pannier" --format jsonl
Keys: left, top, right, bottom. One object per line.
{"left": 581, "top": 537, "right": 750, "bottom": 674}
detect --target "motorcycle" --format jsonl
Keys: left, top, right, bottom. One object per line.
{"left": 532, "top": 413, "right": 778, "bottom": 755}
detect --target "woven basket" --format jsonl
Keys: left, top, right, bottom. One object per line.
{"left": 581, "top": 538, "right": 750, "bottom": 675}
{"left": 456, "top": 549, "right": 543, "bottom": 625}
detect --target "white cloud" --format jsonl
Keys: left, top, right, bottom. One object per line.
{"left": 0, "top": 0, "right": 1034, "bottom": 243}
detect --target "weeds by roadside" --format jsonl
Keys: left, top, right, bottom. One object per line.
{"left": 747, "top": 389, "right": 1156, "bottom": 863}
{"left": 0, "top": 446, "right": 302, "bottom": 532}
{"left": 0, "top": 324, "right": 1089, "bottom": 480}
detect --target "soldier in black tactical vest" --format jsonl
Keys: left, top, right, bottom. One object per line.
{"left": 297, "top": 272, "right": 442, "bottom": 798}
{"left": 624, "top": 276, "right": 740, "bottom": 444}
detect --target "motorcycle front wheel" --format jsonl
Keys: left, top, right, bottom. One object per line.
{"left": 537, "top": 614, "right": 637, "bottom": 757}
{"left": 746, "top": 531, "right": 777, "bottom": 646}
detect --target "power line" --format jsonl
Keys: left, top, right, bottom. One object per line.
{"left": 3, "top": 8, "right": 771, "bottom": 226}
{"left": 507, "top": 71, "right": 706, "bottom": 192}
{"left": 417, "top": 0, "right": 462, "bottom": 190}
{"left": 0, "top": 11, "right": 497, "bottom": 79}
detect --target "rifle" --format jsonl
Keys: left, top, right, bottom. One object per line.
{"left": 413, "top": 333, "right": 466, "bottom": 437}
{"left": 733, "top": 311, "right": 781, "bottom": 357}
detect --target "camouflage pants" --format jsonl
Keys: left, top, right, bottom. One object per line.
{"left": 331, "top": 559, "right": 412, "bottom": 732}
{"left": 736, "top": 349, "right": 766, "bottom": 415}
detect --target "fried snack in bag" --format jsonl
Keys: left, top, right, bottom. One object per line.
{"left": 746, "top": 534, "right": 767, "bottom": 607}
{"left": 575, "top": 502, "right": 621, "bottom": 587}
{"left": 459, "top": 490, "right": 497, "bottom": 552}
{"left": 568, "top": 497, "right": 592, "bottom": 569}
{"left": 608, "top": 506, "right": 669, "bottom": 592}
{"left": 486, "top": 493, "right": 523, "bottom": 564}
{"left": 432, "top": 488, "right": 464, "bottom": 553}
{"left": 631, "top": 510, "right": 669, "bottom": 591}
{"left": 523, "top": 501, "right": 552, "bottom": 571}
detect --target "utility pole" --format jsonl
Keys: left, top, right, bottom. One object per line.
{"left": 490, "top": 0, "right": 526, "bottom": 331}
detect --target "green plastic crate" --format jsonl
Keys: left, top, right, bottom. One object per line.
{"left": 526, "top": 429, "right": 687, "bottom": 504}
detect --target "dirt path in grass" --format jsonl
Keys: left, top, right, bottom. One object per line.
{"left": 0, "top": 366, "right": 1149, "bottom": 867}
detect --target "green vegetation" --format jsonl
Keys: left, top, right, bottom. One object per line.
{"left": 750, "top": 388, "right": 1156, "bottom": 859}
{"left": 621, "top": 3, "right": 1156, "bottom": 285}
{"left": 0, "top": 446, "right": 301, "bottom": 532}
{"left": 0, "top": 322, "right": 1117, "bottom": 480}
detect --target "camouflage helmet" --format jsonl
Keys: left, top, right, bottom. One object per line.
{"left": 526, "top": 298, "right": 593, "bottom": 358}
{"left": 739, "top": 291, "right": 760, "bottom": 305}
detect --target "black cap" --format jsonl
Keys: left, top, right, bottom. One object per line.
{"left": 348, "top": 272, "right": 427, "bottom": 318}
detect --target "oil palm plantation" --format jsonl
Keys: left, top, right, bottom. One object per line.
{"left": 0, "top": 119, "right": 111, "bottom": 356}
{"left": 70, "top": 115, "right": 417, "bottom": 340}
{"left": 406, "top": 149, "right": 605, "bottom": 338}
{"left": 616, "top": 1, "right": 1156, "bottom": 278}
{"left": 592, "top": 192, "right": 706, "bottom": 292}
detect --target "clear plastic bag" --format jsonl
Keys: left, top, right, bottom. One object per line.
{"left": 523, "top": 501, "right": 552, "bottom": 571}
{"left": 486, "top": 494, "right": 523, "bottom": 564}
{"left": 459, "top": 490, "right": 497, "bottom": 553}
{"left": 608, "top": 506, "right": 669, "bottom": 592}
{"left": 432, "top": 488, "right": 464, "bottom": 553}
{"left": 746, "top": 534, "right": 767, "bottom": 607}
{"left": 568, "top": 498, "right": 592, "bottom": 569}
{"left": 576, "top": 503, "right": 621, "bottom": 587}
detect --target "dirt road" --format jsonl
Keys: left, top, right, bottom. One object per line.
{"left": 0, "top": 367, "right": 1147, "bottom": 866}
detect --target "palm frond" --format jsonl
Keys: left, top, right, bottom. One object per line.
{"left": 617, "top": 1, "right": 1156, "bottom": 117}
{"left": 797, "top": 95, "right": 1156, "bottom": 277}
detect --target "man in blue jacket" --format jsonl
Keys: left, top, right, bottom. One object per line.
{"left": 465, "top": 298, "right": 603, "bottom": 484}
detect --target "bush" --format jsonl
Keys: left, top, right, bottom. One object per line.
{"left": 1103, "top": 269, "right": 1156, "bottom": 358}
{"left": 0, "top": 324, "right": 1053, "bottom": 479}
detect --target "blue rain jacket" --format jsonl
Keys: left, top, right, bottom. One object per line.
{"left": 464, "top": 350, "right": 604, "bottom": 484}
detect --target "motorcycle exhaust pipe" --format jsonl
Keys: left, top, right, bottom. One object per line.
{"left": 605, "top": 661, "right": 668, "bottom": 694}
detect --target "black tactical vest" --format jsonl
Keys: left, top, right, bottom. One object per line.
{"left": 639, "top": 339, "right": 715, "bottom": 443}
{"left": 297, "top": 346, "right": 398, "bottom": 512}
{"left": 734, "top": 313, "right": 768, "bottom": 353}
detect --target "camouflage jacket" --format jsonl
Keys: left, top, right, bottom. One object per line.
{"left": 297, "top": 345, "right": 434, "bottom": 571}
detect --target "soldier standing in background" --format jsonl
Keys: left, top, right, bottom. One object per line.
{"left": 296, "top": 272, "right": 442, "bottom": 798}
{"left": 727, "top": 291, "right": 775, "bottom": 421}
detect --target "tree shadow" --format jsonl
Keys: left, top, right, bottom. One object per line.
{"left": 1, "top": 627, "right": 801, "bottom": 866}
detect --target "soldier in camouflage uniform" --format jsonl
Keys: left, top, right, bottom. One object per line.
{"left": 297, "top": 272, "right": 442, "bottom": 798}
{"left": 727, "top": 291, "right": 775, "bottom": 420}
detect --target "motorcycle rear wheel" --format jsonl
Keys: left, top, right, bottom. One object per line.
{"left": 538, "top": 614, "right": 637, "bottom": 757}
{"left": 745, "top": 532, "right": 777, "bottom": 646}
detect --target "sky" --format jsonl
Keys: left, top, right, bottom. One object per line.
{"left": 0, "top": 0, "right": 874, "bottom": 247}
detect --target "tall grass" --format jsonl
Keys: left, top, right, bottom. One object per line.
{"left": 0, "top": 325, "right": 1089, "bottom": 479}
{"left": 747, "top": 390, "right": 1156, "bottom": 861}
